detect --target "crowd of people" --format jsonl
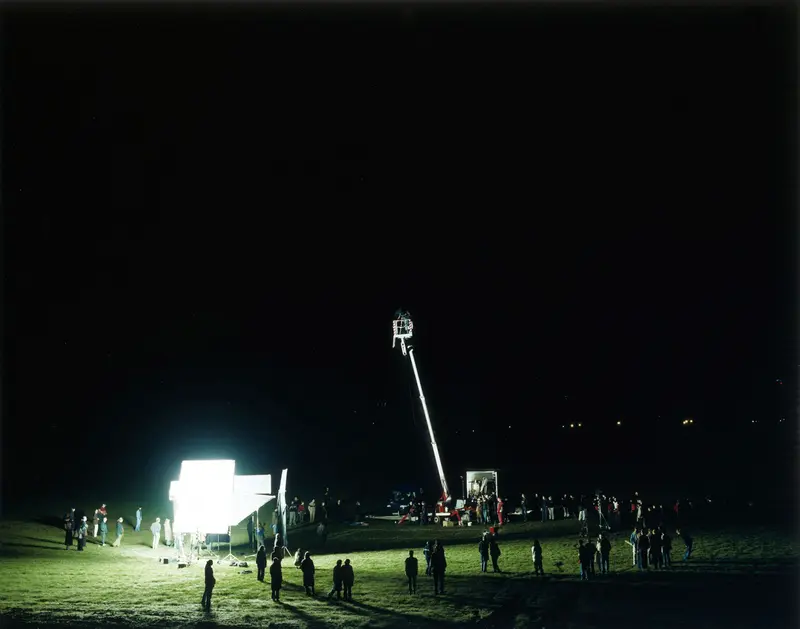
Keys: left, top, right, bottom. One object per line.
{"left": 63, "top": 504, "right": 125, "bottom": 550}
{"left": 58, "top": 486, "right": 700, "bottom": 613}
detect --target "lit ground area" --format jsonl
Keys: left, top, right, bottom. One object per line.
{"left": 0, "top": 512, "right": 797, "bottom": 629}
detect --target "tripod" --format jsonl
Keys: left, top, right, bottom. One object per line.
{"left": 195, "top": 532, "right": 218, "bottom": 563}
{"left": 219, "top": 526, "right": 240, "bottom": 564}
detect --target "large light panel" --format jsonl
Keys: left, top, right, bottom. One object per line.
{"left": 171, "top": 460, "right": 274, "bottom": 534}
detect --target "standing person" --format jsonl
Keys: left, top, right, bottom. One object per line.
{"left": 628, "top": 527, "right": 639, "bottom": 566}
{"left": 308, "top": 499, "right": 317, "bottom": 524}
{"left": 64, "top": 508, "right": 76, "bottom": 550}
{"left": 496, "top": 498, "right": 504, "bottom": 526}
{"left": 77, "top": 516, "right": 88, "bottom": 551}
{"left": 547, "top": 496, "right": 555, "bottom": 521}
{"left": 405, "top": 550, "right": 418, "bottom": 594}
{"left": 520, "top": 494, "right": 527, "bottom": 522}
{"left": 478, "top": 534, "right": 489, "bottom": 573}
{"left": 256, "top": 545, "right": 267, "bottom": 581}
{"left": 341, "top": 559, "right": 355, "bottom": 601}
{"left": 201, "top": 560, "right": 216, "bottom": 610}
{"left": 301, "top": 551, "right": 315, "bottom": 596}
{"left": 93, "top": 508, "right": 101, "bottom": 538}
{"left": 256, "top": 523, "right": 265, "bottom": 550}
{"left": 247, "top": 516, "right": 255, "bottom": 550}
{"left": 269, "top": 557, "right": 283, "bottom": 602}
{"left": 578, "top": 540, "right": 590, "bottom": 580}
{"left": 676, "top": 528, "right": 693, "bottom": 560}
{"left": 532, "top": 540, "right": 544, "bottom": 575}
{"left": 541, "top": 496, "right": 548, "bottom": 522}
{"left": 135, "top": 507, "right": 142, "bottom": 532}
{"left": 164, "top": 519, "right": 173, "bottom": 547}
{"left": 661, "top": 530, "right": 672, "bottom": 568}
{"left": 599, "top": 534, "right": 611, "bottom": 574}
{"left": 489, "top": 536, "right": 502, "bottom": 573}
{"left": 423, "top": 540, "right": 433, "bottom": 576}
{"left": 327, "top": 559, "right": 343, "bottom": 599}
{"left": 638, "top": 530, "right": 650, "bottom": 571}
{"left": 150, "top": 518, "right": 162, "bottom": 550}
{"left": 99, "top": 517, "right": 109, "bottom": 547}
{"left": 650, "top": 528, "right": 663, "bottom": 570}
{"left": 113, "top": 517, "right": 124, "bottom": 547}
{"left": 431, "top": 541, "right": 447, "bottom": 595}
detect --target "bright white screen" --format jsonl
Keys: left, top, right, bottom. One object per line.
{"left": 171, "top": 461, "right": 275, "bottom": 535}
{"left": 172, "top": 460, "right": 235, "bottom": 534}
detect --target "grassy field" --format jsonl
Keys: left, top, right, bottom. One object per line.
{"left": 0, "top": 506, "right": 797, "bottom": 629}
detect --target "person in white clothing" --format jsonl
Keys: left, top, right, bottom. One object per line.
{"left": 164, "top": 518, "right": 173, "bottom": 547}
{"left": 150, "top": 518, "right": 162, "bottom": 550}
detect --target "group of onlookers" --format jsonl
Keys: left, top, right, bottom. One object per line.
{"left": 62, "top": 505, "right": 174, "bottom": 552}
{"left": 63, "top": 505, "right": 124, "bottom": 550}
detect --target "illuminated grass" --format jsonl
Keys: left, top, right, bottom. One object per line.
{"left": 0, "top": 513, "right": 796, "bottom": 629}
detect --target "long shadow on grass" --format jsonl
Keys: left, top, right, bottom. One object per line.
{"left": 282, "top": 600, "right": 328, "bottom": 628}
{"left": 344, "top": 599, "right": 468, "bottom": 627}
{"left": 0, "top": 542, "right": 66, "bottom": 553}
{"left": 20, "top": 536, "right": 65, "bottom": 546}
{"left": 32, "top": 515, "right": 64, "bottom": 530}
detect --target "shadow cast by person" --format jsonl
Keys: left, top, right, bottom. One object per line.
{"left": 5, "top": 542, "right": 69, "bottom": 552}
{"left": 282, "top": 601, "right": 327, "bottom": 628}
{"left": 341, "top": 599, "right": 434, "bottom": 626}
{"left": 20, "top": 536, "right": 65, "bottom": 546}
{"left": 33, "top": 515, "right": 64, "bottom": 530}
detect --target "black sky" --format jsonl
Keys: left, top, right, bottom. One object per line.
{"left": 2, "top": 3, "right": 796, "bottom": 508}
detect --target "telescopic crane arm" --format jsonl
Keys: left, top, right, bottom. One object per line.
{"left": 392, "top": 311, "right": 451, "bottom": 505}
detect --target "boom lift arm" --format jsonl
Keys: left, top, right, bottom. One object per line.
{"left": 392, "top": 311, "right": 453, "bottom": 513}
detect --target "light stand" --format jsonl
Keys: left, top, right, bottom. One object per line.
{"left": 219, "top": 525, "right": 240, "bottom": 564}
{"left": 196, "top": 531, "right": 218, "bottom": 562}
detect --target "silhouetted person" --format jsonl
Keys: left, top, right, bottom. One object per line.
{"left": 270, "top": 557, "right": 283, "bottom": 602}
{"left": 489, "top": 537, "right": 502, "bottom": 572}
{"left": 677, "top": 528, "right": 693, "bottom": 560}
{"left": 405, "top": 550, "right": 418, "bottom": 594}
{"left": 431, "top": 541, "right": 446, "bottom": 595}
{"left": 599, "top": 534, "right": 611, "bottom": 574}
{"left": 328, "top": 559, "right": 343, "bottom": 599}
{"left": 247, "top": 516, "right": 255, "bottom": 550}
{"left": 201, "top": 560, "right": 215, "bottom": 610}
{"left": 256, "top": 545, "right": 267, "bottom": 581}
{"left": 638, "top": 531, "right": 650, "bottom": 570}
{"left": 478, "top": 534, "right": 489, "bottom": 573}
{"left": 532, "top": 539, "right": 544, "bottom": 575}
{"left": 301, "top": 551, "right": 315, "bottom": 595}
{"left": 423, "top": 540, "right": 433, "bottom": 575}
{"left": 341, "top": 558, "right": 354, "bottom": 601}
{"left": 650, "top": 528, "right": 662, "bottom": 570}
{"left": 64, "top": 508, "right": 75, "bottom": 550}
{"left": 578, "top": 540, "right": 590, "bottom": 580}
{"left": 661, "top": 531, "right": 672, "bottom": 567}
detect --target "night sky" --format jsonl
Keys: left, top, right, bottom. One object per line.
{"left": 3, "top": 3, "right": 796, "bottom": 512}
